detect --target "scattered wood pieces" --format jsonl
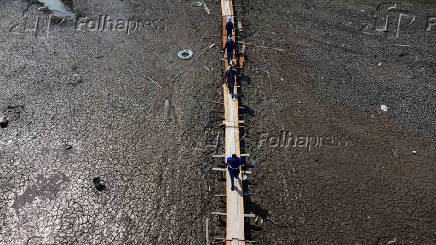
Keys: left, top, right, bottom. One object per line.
{"left": 239, "top": 42, "right": 246, "bottom": 69}
{"left": 164, "top": 100, "right": 169, "bottom": 121}
{"left": 243, "top": 41, "right": 286, "bottom": 52}
{"left": 144, "top": 75, "right": 161, "bottom": 88}
{"left": 202, "top": 64, "right": 211, "bottom": 71}
{"left": 171, "top": 71, "right": 184, "bottom": 83}
{"left": 207, "top": 100, "right": 223, "bottom": 105}
{"left": 212, "top": 154, "right": 226, "bottom": 158}
{"left": 201, "top": 1, "right": 210, "bottom": 14}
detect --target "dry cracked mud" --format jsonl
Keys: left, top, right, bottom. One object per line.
{"left": 1, "top": 0, "right": 436, "bottom": 245}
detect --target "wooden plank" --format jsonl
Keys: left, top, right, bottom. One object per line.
{"left": 164, "top": 100, "right": 170, "bottom": 120}
{"left": 213, "top": 154, "right": 226, "bottom": 158}
{"left": 244, "top": 214, "right": 256, "bottom": 218}
{"left": 222, "top": 120, "right": 244, "bottom": 124}
{"left": 239, "top": 42, "right": 246, "bottom": 69}
{"left": 221, "top": 1, "right": 245, "bottom": 245}
{"left": 214, "top": 168, "right": 252, "bottom": 174}
{"left": 212, "top": 168, "right": 226, "bottom": 172}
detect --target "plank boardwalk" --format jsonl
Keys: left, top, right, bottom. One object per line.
{"left": 221, "top": 1, "right": 246, "bottom": 244}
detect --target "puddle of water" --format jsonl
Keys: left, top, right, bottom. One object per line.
{"left": 36, "top": 0, "right": 74, "bottom": 18}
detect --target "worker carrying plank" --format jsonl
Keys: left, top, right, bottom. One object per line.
{"left": 225, "top": 65, "right": 236, "bottom": 99}
{"left": 223, "top": 37, "right": 236, "bottom": 66}
{"left": 226, "top": 154, "right": 244, "bottom": 191}
{"left": 225, "top": 17, "right": 234, "bottom": 38}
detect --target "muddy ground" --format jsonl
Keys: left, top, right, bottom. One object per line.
{"left": 0, "top": 0, "right": 224, "bottom": 244}
{"left": 236, "top": 0, "right": 436, "bottom": 244}
{"left": 1, "top": 0, "right": 436, "bottom": 245}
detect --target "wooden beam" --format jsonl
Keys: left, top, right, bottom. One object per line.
{"left": 212, "top": 168, "right": 226, "bottom": 172}
{"left": 213, "top": 168, "right": 252, "bottom": 174}
{"left": 244, "top": 214, "right": 256, "bottom": 218}
{"left": 213, "top": 154, "right": 226, "bottom": 158}
{"left": 239, "top": 42, "right": 246, "bottom": 69}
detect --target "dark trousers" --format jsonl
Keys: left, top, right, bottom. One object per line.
{"left": 229, "top": 169, "right": 238, "bottom": 188}
{"left": 226, "top": 29, "right": 232, "bottom": 38}
{"left": 228, "top": 79, "right": 234, "bottom": 97}
{"left": 227, "top": 50, "right": 233, "bottom": 64}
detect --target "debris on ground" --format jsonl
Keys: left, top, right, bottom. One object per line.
{"left": 171, "top": 71, "right": 184, "bottom": 83}
{"left": 202, "top": 64, "right": 211, "bottom": 71}
{"left": 201, "top": 1, "right": 210, "bottom": 14}
{"left": 192, "top": 1, "right": 203, "bottom": 7}
{"left": 144, "top": 75, "right": 161, "bottom": 88}
{"left": 61, "top": 139, "right": 72, "bottom": 150}
{"left": 244, "top": 42, "right": 285, "bottom": 52}
{"left": 36, "top": 0, "right": 75, "bottom": 18}
{"left": 93, "top": 177, "right": 106, "bottom": 191}
{"left": 391, "top": 148, "right": 399, "bottom": 158}
{"left": 0, "top": 116, "right": 9, "bottom": 128}
{"left": 387, "top": 237, "right": 397, "bottom": 244}
{"left": 71, "top": 79, "right": 82, "bottom": 87}
{"left": 164, "top": 100, "right": 169, "bottom": 121}
{"left": 381, "top": 105, "right": 388, "bottom": 112}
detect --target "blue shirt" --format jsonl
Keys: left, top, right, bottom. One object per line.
{"left": 223, "top": 42, "right": 236, "bottom": 53}
{"left": 226, "top": 22, "right": 234, "bottom": 33}
{"left": 226, "top": 157, "right": 243, "bottom": 174}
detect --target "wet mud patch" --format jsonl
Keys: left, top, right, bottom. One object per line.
{"left": 11, "top": 173, "right": 70, "bottom": 213}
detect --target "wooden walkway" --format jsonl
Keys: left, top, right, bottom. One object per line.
{"left": 221, "top": 1, "right": 246, "bottom": 245}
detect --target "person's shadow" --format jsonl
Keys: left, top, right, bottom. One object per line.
{"left": 233, "top": 176, "right": 244, "bottom": 196}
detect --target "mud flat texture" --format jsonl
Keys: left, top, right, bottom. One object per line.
{"left": 0, "top": 0, "right": 224, "bottom": 244}
{"left": 235, "top": 0, "right": 436, "bottom": 244}
{"left": 2, "top": 0, "right": 436, "bottom": 244}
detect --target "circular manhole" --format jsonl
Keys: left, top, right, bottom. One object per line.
{"left": 178, "top": 49, "right": 194, "bottom": 60}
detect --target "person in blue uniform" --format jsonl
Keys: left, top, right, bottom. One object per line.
{"left": 223, "top": 37, "right": 236, "bottom": 66}
{"left": 225, "top": 66, "right": 236, "bottom": 99}
{"left": 226, "top": 154, "right": 244, "bottom": 191}
{"left": 225, "top": 17, "right": 234, "bottom": 38}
